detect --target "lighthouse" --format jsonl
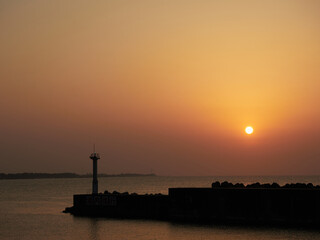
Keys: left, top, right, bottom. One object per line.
{"left": 90, "top": 146, "right": 100, "bottom": 195}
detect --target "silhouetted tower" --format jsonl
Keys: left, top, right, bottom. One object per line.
{"left": 90, "top": 145, "right": 100, "bottom": 195}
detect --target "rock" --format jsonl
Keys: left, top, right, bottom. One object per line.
{"left": 211, "top": 181, "right": 221, "bottom": 188}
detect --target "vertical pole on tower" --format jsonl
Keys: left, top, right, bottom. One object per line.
{"left": 90, "top": 145, "right": 100, "bottom": 195}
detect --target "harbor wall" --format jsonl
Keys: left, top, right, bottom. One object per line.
{"left": 73, "top": 193, "right": 169, "bottom": 219}
{"left": 169, "top": 188, "right": 320, "bottom": 226}
{"left": 69, "top": 187, "right": 320, "bottom": 227}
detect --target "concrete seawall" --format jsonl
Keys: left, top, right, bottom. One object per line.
{"left": 71, "top": 193, "right": 169, "bottom": 219}
{"left": 169, "top": 188, "right": 320, "bottom": 226}
{"left": 66, "top": 186, "right": 320, "bottom": 228}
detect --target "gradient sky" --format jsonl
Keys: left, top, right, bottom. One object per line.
{"left": 1, "top": 0, "right": 320, "bottom": 176}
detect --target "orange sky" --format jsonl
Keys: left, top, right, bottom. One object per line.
{"left": 1, "top": 0, "right": 320, "bottom": 175}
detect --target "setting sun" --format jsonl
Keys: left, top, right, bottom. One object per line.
{"left": 245, "top": 126, "right": 254, "bottom": 135}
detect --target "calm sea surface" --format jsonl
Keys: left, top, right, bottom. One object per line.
{"left": 1, "top": 176, "right": 320, "bottom": 240}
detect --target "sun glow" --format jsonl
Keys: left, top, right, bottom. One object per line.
{"left": 245, "top": 126, "right": 254, "bottom": 135}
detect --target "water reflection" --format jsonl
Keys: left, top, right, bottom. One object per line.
{"left": 71, "top": 215, "right": 320, "bottom": 240}
{"left": 166, "top": 221, "right": 320, "bottom": 240}
{"left": 88, "top": 218, "right": 101, "bottom": 240}
{"left": 2, "top": 177, "right": 320, "bottom": 240}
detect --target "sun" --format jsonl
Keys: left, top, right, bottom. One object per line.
{"left": 245, "top": 126, "right": 254, "bottom": 135}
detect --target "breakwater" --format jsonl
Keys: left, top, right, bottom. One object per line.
{"left": 65, "top": 181, "right": 320, "bottom": 228}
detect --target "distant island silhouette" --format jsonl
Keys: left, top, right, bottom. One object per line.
{"left": 0, "top": 173, "right": 156, "bottom": 180}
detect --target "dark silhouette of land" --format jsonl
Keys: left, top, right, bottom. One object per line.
{"left": 211, "top": 180, "right": 320, "bottom": 189}
{"left": 0, "top": 172, "right": 156, "bottom": 180}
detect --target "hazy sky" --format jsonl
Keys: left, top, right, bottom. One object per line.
{"left": 1, "top": 0, "right": 320, "bottom": 175}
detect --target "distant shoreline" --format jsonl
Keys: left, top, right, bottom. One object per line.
{"left": 0, "top": 173, "right": 156, "bottom": 180}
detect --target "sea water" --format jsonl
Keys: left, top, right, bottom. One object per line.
{"left": 1, "top": 176, "right": 320, "bottom": 240}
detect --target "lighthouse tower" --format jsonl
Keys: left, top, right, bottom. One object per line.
{"left": 90, "top": 146, "right": 100, "bottom": 195}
